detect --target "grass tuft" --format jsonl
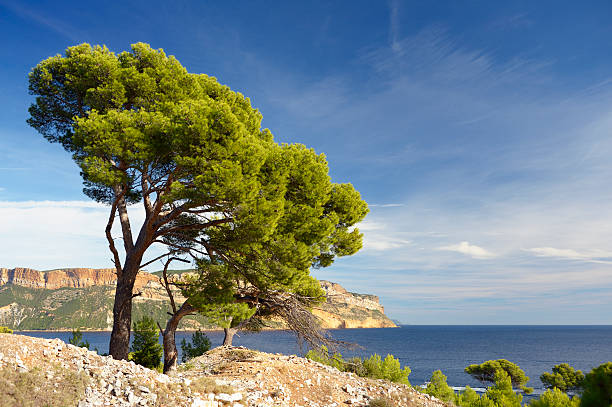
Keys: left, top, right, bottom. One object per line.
{"left": 0, "top": 365, "right": 89, "bottom": 407}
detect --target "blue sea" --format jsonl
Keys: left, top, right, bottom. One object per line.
{"left": 16, "top": 326, "right": 612, "bottom": 396}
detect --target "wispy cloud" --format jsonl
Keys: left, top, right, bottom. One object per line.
{"left": 388, "top": 0, "right": 401, "bottom": 51}
{"left": 0, "top": 200, "right": 166, "bottom": 270}
{"left": 487, "top": 13, "right": 534, "bottom": 31}
{"left": 0, "top": 200, "right": 106, "bottom": 209}
{"left": 369, "top": 203, "right": 405, "bottom": 207}
{"left": 438, "top": 241, "right": 495, "bottom": 259}
{"left": 0, "top": 1, "right": 82, "bottom": 42}
{"left": 525, "top": 247, "right": 612, "bottom": 264}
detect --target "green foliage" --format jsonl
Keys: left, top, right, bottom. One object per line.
{"left": 455, "top": 386, "right": 480, "bottom": 407}
{"left": 304, "top": 345, "right": 345, "bottom": 371}
{"left": 131, "top": 316, "right": 162, "bottom": 370}
{"left": 68, "top": 328, "right": 90, "bottom": 349}
{"left": 180, "top": 330, "right": 211, "bottom": 362}
{"left": 305, "top": 347, "right": 410, "bottom": 385}
{"left": 363, "top": 354, "right": 411, "bottom": 385}
{"left": 27, "top": 42, "right": 368, "bottom": 350}
{"left": 465, "top": 359, "right": 532, "bottom": 393}
{"left": 419, "top": 369, "right": 529, "bottom": 407}
{"left": 529, "top": 388, "right": 580, "bottom": 407}
{"left": 481, "top": 370, "right": 523, "bottom": 407}
{"left": 580, "top": 362, "right": 612, "bottom": 407}
{"left": 0, "top": 284, "right": 216, "bottom": 331}
{"left": 540, "top": 364, "right": 585, "bottom": 392}
{"left": 424, "top": 370, "right": 456, "bottom": 402}
{"left": 182, "top": 145, "right": 368, "bottom": 329}
{"left": 0, "top": 326, "right": 12, "bottom": 334}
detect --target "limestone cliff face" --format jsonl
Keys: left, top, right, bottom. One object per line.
{"left": 315, "top": 280, "right": 397, "bottom": 328}
{"left": 0, "top": 268, "right": 158, "bottom": 290}
{"left": 0, "top": 267, "right": 396, "bottom": 330}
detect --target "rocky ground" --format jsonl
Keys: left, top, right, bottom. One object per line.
{"left": 0, "top": 333, "right": 450, "bottom": 407}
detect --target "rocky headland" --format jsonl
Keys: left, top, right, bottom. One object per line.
{"left": 0, "top": 268, "right": 396, "bottom": 331}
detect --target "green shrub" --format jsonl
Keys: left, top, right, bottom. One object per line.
{"left": 540, "top": 363, "right": 584, "bottom": 392}
{"left": 481, "top": 370, "right": 523, "bottom": 407}
{"left": 180, "top": 330, "right": 211, "bottom": 362}
{"left": 455, "top": 386, "right": 480, "bottom": 407}
{"left": 465, "top": 359, "right": 533, "bottom": 393}
{"left": 305, "top": 347, "right": 410, "bottom": 384}
{"left": 424, "top": 370, "right": 456, "bottom": 402}
{"left": 131, "top": 316, "right": 162, "bottom": 370}
{"left": 529, "top": 388, "right": 580, "bottom": 407}
{"left": 363, "top": 354, "right": 411, "bottom": 385}
{"left": 68, "top": 328, "right": 90, "bottom": 349}
{"left": 0, "top": 326, "right": 13, "bottom": 334}
{"left": 580, "top": 362, "right": 612, "bottom": 407}
{"left": 344, "top": 356, "right": 368, "bottom": 377}
{"left": 305, "top": 346, "right": 345, "bottom": 371}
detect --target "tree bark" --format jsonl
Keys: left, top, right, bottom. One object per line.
{"left": 223, "top": 327, "right": 237, "bottom": 346}
{"left": 108, "top": 274, "right": 135, "bottom": 360}
{"left": 108, "top": 255, "right": 143, "bottom": 360}
{"left": 162, "top": 302, "right": 196, "bottom": 374}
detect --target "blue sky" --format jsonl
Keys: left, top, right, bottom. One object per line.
{"left": 1, "top": 1, "right": 612, "bottom": 324}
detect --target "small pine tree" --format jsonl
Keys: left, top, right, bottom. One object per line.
{"left": 580, "top": 362, "right": 612, "bottom": 407}
{"left": 540, "top": 363, "right": 584, "bottom": 392}
{"left": 68, "top": 328, "right": 90, "bottom": 349}
{"left": 363, "top": 353, "right": 411, "bottom": 385}
{"left": 528, "top": 388, "right": 580, "bottom": 407}
{"left": 131, "top": 316, "right": 162, "bottom": 370}
{"left": 180, "top": 330, "right": 211, "bottom": 362}
{"left": 455, "top": 386, "right": 480, "bottom": 407}
{"left": 465, "top": 359, "right": 533, "bottom": 393}
{"left": 425, "top": 370, "right": 456, "bottom": 402}
{"left": 483, "top": 370, "right": 523, "bottom": 407}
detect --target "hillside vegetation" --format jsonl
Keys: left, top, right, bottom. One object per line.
{"left": 0, "top": 268, "right": 396, "bottom": 331}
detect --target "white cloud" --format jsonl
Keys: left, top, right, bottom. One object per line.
{"left": 369, "top": 203, "right": 405, "bottom": 208}
{"left": 0, "top": 200, "right": 166, "bottom": 270}
{"left": 0, "top": 200, "right": 105, "bottom": 209}
{"left": 357, "top": 219, "right": 412, "bottom": 251}
{"left": 525, "top": 247, "right": 612, "bottom": 263}
{"left": 438, "top": 241, "right": 495, "bottom": 259}
{"left": 363, "top": 238, "right": 412, "bottom": 251}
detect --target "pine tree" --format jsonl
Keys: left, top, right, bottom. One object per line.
{"left": 131, "top": 316, "right": 162, "bottom": 370}
{"left": 180, "top": 330, "right": 211, "bottom": 362}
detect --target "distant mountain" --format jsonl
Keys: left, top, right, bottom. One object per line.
{"left": 0, "top": 267, "right": 396, "bottom": 330}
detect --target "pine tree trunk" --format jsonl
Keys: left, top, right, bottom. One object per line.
{"left": 162, "top": 320, "right": 179, "bottom": 374}
{"left": 162, "top": 302, "right": 195, "bottom": 374}
{"left": 108, "top": 253, "right": 145, "bottom": 360}
{"left": 223, "top": 327, "right": 237, "bottom": 346}
{"left": 108, "top": 271, "right": 137, "bottom": 360}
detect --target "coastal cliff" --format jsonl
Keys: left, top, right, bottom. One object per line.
{"left": 0, "top": 268, "right": 157, "bottom": 290}
{"left": 314, "top": 281, "right": 396, "bottom": 328}
{"left": 0, "top": 268, "right": 396, "bottom": 330}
